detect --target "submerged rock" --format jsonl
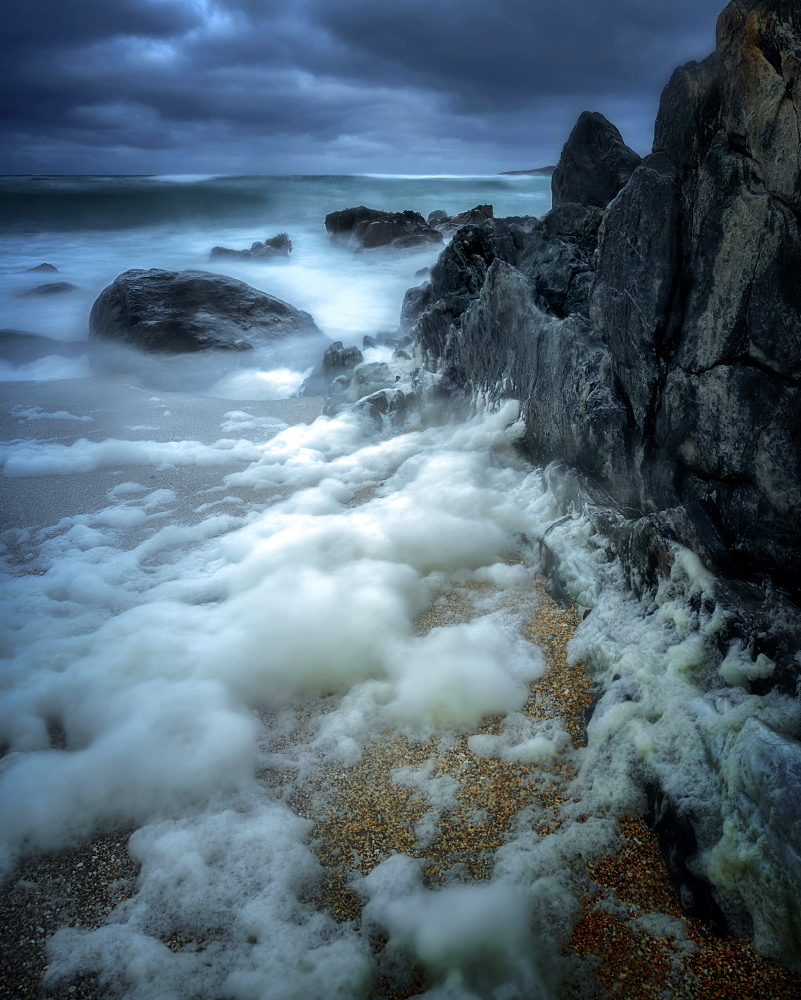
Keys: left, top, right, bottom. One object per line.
{"left": 18, "top": 281, "right": 77, "bottom": 297}
{"left": 325, "top": 206, "right": 443, "bottom": 250}
{"left": 21, "top": 262, "right": 58, "bottom": 273}
{"left": 89, "top": 268, "right": 321, "bottom": 353}
{"left": 210, "top": 233, "right": 292, "bottom": 260}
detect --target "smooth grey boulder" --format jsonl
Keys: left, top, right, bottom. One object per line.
{"left": 321, "top": 361, "right": 399, "bottom": 416}
{"left": 351, "top": 388, "right": 409, "bottom": 428}
{"left": 551, "top": 111, "right": 642, "bottom": 209}
{"left": 325, "top": 206, "right": 442, "bottom": 250}
{"left": 89, "top": 268, "right": 321, "bottom": 353}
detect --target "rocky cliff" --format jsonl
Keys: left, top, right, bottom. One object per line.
{"left": 408, "top": 0, "right": 801, "bottom": 966}
{"left": 413, "top": 0, "right": 800, "bottom": 600}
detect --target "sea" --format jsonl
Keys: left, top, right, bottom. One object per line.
{"left": 0, "top": 173, "right": 796, "bottom": 997}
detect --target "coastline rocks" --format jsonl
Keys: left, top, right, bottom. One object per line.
{"left": 89, "top": 268, "right": 321, "bottom": 353}
{"left": 325, "top": 206, "right": 443, "bottom": 250}
{"left": 415, "top": 0, "right": 801, "bottom": 594}
{"left": 551, "top": 111, "right": 641, "bottom": 208}
{"left": 21, "top": 263, "right": 58, "bottom": 273}
{"left": 210, "top": 233, "right": 292, "bottom": 260}
{"left": 588, "top": 0, "right": 801, "bottom": 591}
{"left": 347, "top": 361, "right": 396, "bottom": 402}
{"left": 409, "top": 0, "right": 801, "bottom": 968}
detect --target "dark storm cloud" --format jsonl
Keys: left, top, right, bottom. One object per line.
{"left": 313, "top": 0, "right": 721, "bottom": 107}
{"left": 5, "top": 0, "right": 200, "bottom": 47}
{"left": 0, "top": 0, "right": 725, "bottom": 173}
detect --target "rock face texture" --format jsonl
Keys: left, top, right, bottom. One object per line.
{"left": 325, "top": 207, "right": 443, "bottom": 250}
{"left": 90, "top": 269, "right": 321, "bottom": 352}
{"left": 411, "top": 0, "right": 801, "bottom": 966}
{"left": 551, "top": 111, "right": 641, "bottom": 208}
{"left": 592, "top": 0, "right": 801, "bottom": 593}
{"left": 415, "top": 0, "right": 801, "bottom": 600}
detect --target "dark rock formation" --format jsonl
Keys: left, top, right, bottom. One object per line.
{"left": 415, "top": 0, "right": 801, "bottom": 599}
{"left": 645, "top": 783, "right": 729, "bottom": 934}
{"left": 210, "top": 233, "right": 292, "bottom": 260}
{"left": 325, "top": 207, "right": 443, "bottom": 250}
{"left": 589, "top": 0, "right": 801, "bottom": 593}
{"left": 21, "top": 263, "right": 58, "bottom": 273}
{"left": 89, "top": 268, "right": 321, "bottom": 353}
{"left": 551, "top": 111, "right": 642, "bottom": 208}
{"left": 18, "top": 282, "right": 77, "bottom": 297}
{"left": 323, "top": 340, "right": 363, "bottom": 375}
{"left": 400, "top": 282, "right": 432, "bottom": 332}
{"left": 431, "top": 204, "right": 494, "bottom": 237}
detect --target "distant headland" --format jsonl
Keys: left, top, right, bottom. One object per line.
{"left": 498, "top": 165, "right": 555, "bottom": 176}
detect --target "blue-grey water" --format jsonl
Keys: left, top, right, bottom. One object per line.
{"left": 0, "top": 174, "right": 550, "bottom": 391}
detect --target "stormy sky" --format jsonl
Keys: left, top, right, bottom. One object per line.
{"left": 3, "top": 0, "right": 725, "bottom": 175}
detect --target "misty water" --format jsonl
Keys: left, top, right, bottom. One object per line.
{"left": 1, "top": 174, "right": 795, "bottom": 997}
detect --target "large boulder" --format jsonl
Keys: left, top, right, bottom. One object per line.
{"left": 551, "top": 111, "right": 642, "bottom": 208}
{"left": 89, "top": 268, "right": 321, "bottom": 353}
{"left": 325, "top": 206, "right": 443, "bottom": 250}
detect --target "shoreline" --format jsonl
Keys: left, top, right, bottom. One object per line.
{"left": 4, "top": 577, "right": 798, "bottom": 999}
